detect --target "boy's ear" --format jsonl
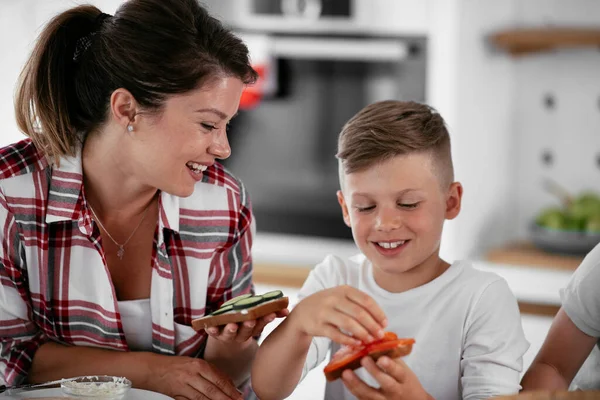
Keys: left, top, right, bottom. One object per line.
{"left": 445, "top": 182, "right": 463, "bottom": 220}
{"left": 336, "top": 190, "right": 351, "bottom": 227}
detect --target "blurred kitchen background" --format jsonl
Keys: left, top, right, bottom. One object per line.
{"left": 2, "top": 0, "right": 600, "bottom": 398}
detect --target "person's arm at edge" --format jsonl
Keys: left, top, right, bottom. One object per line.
{"left": 521, "top": 308, "right": 597, "bottom": 391}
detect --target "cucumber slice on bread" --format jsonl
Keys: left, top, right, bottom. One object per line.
{"left": 213, "top": 290, "right": 285, "bottom": 314}
{"left": 262, "top": 290, "right": 283, "bottom": 301}
{"left": 210, "top": 304, "right": 234, "bottom": 315}
{"left": 220, "top": 293, "right": 253, "bottom": 308}
{"left": 232, "top": 296, "right": 264, "bottom": 310}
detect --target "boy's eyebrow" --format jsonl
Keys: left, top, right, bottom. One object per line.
{"left": 352, "top": 189, "right": 421, "bottom": 198}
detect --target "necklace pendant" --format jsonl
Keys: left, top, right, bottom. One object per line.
{"left": 117, "top": 246, "right": 125, "bottom": 260}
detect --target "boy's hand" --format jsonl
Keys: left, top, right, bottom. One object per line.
{"left": 205, "top": 309, "right": 289, "bottom": 343}
{"left": 342, "top": 356, "right": 433, "bottom": 400}
{"left": 290, "top": 285, "right": 387, "bottom": 346}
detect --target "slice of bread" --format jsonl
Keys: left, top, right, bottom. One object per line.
{"left": 324, "top": 340, "right": 414, "bottom": 381}
{"left": 191, "top": 297, "right": 289, "bottom": 330}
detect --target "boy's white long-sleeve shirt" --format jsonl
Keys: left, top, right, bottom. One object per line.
{"left": 297, "top": 254, "right": 530, "bottom": 400}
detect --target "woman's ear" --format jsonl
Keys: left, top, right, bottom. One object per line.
{"left": 445, "top": 182, "right": 463, "bottom": 220}
{"left": 337, "top": 190, "right": 351, "bottom": 227}
{"left": 110, "top": 88, "right": 138, "bottom": 131}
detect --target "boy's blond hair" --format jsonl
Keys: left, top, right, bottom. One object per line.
{"left": 337, "top": 100, "right": 454, "bottom": 189}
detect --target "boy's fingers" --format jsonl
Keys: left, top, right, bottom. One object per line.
{"left": 335, "top": 301, "right": 384, "bottom": 341}
{"left": 362, "top": 356, "right": 403, "bottom": 390}
{"left": 322, "top": 324, "right": 362, "bottom": 347}
{"left": 341, "top": 369, "right": 385, "bottom": 400}
{"left": 344, "top": 288, "right": 387, "bottom": 328}
{"left": 328, "top": 313, "right": 374, "bottom": 344}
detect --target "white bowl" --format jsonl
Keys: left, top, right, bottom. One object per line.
{"left": 61, "top": 375, "right": 132, "bottom": 399}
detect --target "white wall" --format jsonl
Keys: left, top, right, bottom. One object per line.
{"left": 429, "top": 0, "right": 519, "bottom": 261}
{"left": 430, "top": 0, "right": 600, "bottom": 261}
{"left": 512, "top": 0, "right": 600, "bottom": 239}
{"left": 0, "top": 0, "right": 124, "bottom": 148}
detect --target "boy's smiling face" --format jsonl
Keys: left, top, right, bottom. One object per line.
{"left": 337, "top": 152, "right": 462, "bottom": 292}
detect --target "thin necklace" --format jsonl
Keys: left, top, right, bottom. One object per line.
{"left": 88, "top": 200, "right": 153, "bottom": 260}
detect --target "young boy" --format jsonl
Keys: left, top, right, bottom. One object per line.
{"left": 251, "top": 101, "right": 529, "bottom": 400}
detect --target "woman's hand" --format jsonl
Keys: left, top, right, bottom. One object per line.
{"left": 289, "top": 285, "right": 387, "bottom": 346}
{"left": 146, "top": 353, "right": 243, "bottom": 400}
{"left": 342, "top": 356, "right": 433, "bottom": 400}
{"left": 205, "top": 309, "right": 289, "bottom": 343}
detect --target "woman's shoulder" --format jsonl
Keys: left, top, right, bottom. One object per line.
{"left": 0, "top": 138, "right": 48, "bottom": 182}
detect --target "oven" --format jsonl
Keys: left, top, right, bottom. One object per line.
{"left": 204, "top": 0, "right": 429, "bottom": 239}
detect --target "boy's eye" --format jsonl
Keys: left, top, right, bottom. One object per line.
{"left": 399, "top": 202, "right": 419, "bottom": 209}
{"left": 356, "top": 205, "right": 375, "bottom": 212}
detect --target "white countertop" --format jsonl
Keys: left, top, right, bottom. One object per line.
{"left": 253, "top": 233, "right": 573, "bottom": 307}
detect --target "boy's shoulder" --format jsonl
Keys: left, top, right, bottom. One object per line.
{"left": 446, "top": 260, "right": 516, "bottom": 310}
{"left": 307, "top": 254, "right": 366, "bottom": 288}
{"left": 449, "top": 260, "right": 508, "bottom": 292}
{"left": 310, "top": 253, "right": 365, "bottom": 285}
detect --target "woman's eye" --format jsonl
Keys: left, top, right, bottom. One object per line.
{"left": 201, "top": 123, "right": 217, "bottom": 131}
{"left": 399, "top": 203, "right": 419, "bottom": 209}
{"left": 356, "top": 205, "right": 375, "bottom": 212}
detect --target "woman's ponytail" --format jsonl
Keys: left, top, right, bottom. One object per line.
{"left": 14, "top": 6, "right": 103, "bottom": 164}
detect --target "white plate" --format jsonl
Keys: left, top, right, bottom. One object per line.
{"left": 4, "top": 387, "right": 173, "bottom": 399}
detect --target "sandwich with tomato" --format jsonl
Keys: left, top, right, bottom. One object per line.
{"left": 323, "top": 332, "right": 415, "bottom": 381}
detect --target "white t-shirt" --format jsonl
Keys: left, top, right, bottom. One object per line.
{"left": 561, "top": 242, "right": 600, "bottom": 390}
{"left": 297, "top": 254, "right": 529, "bottom": 400}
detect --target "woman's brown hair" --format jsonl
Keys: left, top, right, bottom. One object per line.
{"left": 15, "top": 0, "right": 257, "bottom": 164}
{"left": 337, "top": 100, "right": 454, "bottom": 188}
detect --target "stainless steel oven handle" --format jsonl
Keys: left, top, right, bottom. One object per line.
{"left": 270, "top": 36, "right": 409, "bottom": 62}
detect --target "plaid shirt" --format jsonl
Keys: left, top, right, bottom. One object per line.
{"left": 0, "top": 139, "right": 254, "bottom": 386}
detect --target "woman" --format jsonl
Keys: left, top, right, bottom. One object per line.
{"left": 0, "top": 1, "right": 283, "bottom": 399}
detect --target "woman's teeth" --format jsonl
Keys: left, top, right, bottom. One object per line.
{"left": 377, "top": 241, "right": 405, "bottom": 249}
{"left": 186, "top": 162, "right": 208, "bottom": 173}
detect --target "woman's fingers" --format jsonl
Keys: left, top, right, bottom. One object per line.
{"left": 188, "top": 362, "right": 242, "bottom": 400}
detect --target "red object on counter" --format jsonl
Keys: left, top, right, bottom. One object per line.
{"left": 239, "top": 65, "right": 267, "bottom": 110}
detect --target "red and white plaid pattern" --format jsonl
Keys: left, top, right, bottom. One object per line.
{"left": 0, "top": 139, "right": 254, "bottom": 385}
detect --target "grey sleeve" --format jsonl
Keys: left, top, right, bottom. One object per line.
{"left": 561, "top": 242, "right": 600, "bottom": 337}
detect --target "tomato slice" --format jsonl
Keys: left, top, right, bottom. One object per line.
{"left": 366, "top": 338, "right": 415, "bottom": 354}
{"left": 324, "top": 333, "right": 415, "bottom": 380}
{"left": 323, "top": 346, "right": 366, "bottom": 375}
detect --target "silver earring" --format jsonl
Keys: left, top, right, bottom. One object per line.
{"left": 127, "top": 125, "right": 134, "bottom": 132}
